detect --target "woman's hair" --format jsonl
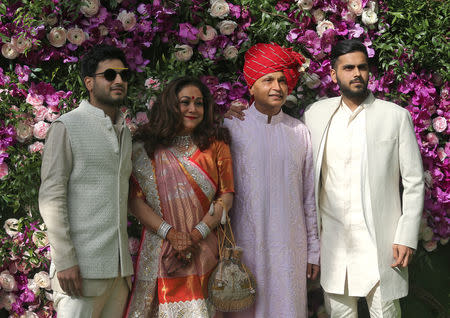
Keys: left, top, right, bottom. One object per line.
{"left": 136, "top": 76, "right": 230, "bottom": 157}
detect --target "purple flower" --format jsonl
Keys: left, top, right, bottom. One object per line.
{"left": 348, "top": 23, "right": 364, "bottom": 38}
{"left": 14, "top": 64, "right": 31, "bottom": 83}
{"left": 178, "top": 23, "right": 198, "bottom": 41}
{"left": 298, "top": 30, "right": 321, "bottom": 56}
{"left": 198, "top": 43, "right": 217, "bottom": 60}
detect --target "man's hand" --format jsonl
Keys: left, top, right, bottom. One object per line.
{"left": 166, "top": 228, "right": 193, "bottom": 252}
{"left": 391, "top": 244, "right": 414, "bottom": 268}
{"left": 224, "top": 104, "right": 246, "bottom": 120}
{"left": 307, "top": 263, "right": 320, "bottom": 280}
{"left": 57, "top": 265, "right": 83, "bottom": 297}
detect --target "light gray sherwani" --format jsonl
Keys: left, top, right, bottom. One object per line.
{"left": 303, "top": 93, "right": 424, "bottom": 301}
{"left": 39, "top": 100, "right": 133, "bottom": 296}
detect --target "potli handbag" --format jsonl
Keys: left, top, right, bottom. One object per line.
{"left": 208, "top": 215, "right": 257, "bottom": 312}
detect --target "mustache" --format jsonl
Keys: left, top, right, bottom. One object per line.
{"left": 111, "top": 84, "right": 125, "bottom": 90}
{"left": 350, "top": 78, "right": 364, "bottom": 84}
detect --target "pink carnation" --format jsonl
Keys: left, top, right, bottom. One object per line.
{"left": 426, "top": 132, "right": 439, "bottom": 146}
{"left": 33, "top": 106, "right": 48, "bottom": 122}
{"left": 26, "top": 93, "right": 44, "bottom": 107}
{"left": 28, "top": 141, "right": 44, "bottom": 154}
{"left": 432, "top": 116, "right": 447, "bottom": 133}
{"left": 134, "top": 112, "right": 149, "bottom": 125}
{"left": 33, "top": 121, "right": 50, "bottom": 140}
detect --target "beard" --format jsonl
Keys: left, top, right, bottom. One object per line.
{"left": 92, "top": 84, "right": 127, "bottom": 108}
{"left": 337, "top": 76, "right": 369, "bottom": 100}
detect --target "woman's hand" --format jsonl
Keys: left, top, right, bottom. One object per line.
{"left": 190, "top": 228, "right": 204, "bottom": 244}
{"left": 166, "top": 228, "right": 193, "bottom": 252}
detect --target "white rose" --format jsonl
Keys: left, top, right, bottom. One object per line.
{"left": 361, "top": 9, "right": 378, "bottom": 25}
{"left": 47, "top": 27, "right": 67, "bottom": 48}
{"left": 1, "top": 43, "right": 19, "bottom": 59}
{"left": 20, "top": 312, "right": 39, "bottom": 318}
{"left": 304, "top": 73, "right": 321, "bottom": 89}
{"left": 33, "top": 271, "right": 51, "bottom": 289}
{"left": 117, "top": 10, "right": 137, "bottom": 31}
{"left": 312, "top": 9, "right": 325, "bottom": 22}
{"left": 198, "top": 25, "right": 217, "bottom": 42}
{"left": 11, "top": 36, "right": 32, "bottom": 54}
{"left": 209, "top": 0, "right": 230, "bottom": 19}
{"left": 16, "top": 120, "right": 34, "bottom": 143}
{"left": 316, "top": 20, "right": 334, "bottom": 37}
{"left": 423, "top": 240, "right": 437, "bottom": 252}
{"left": 297, "top": 0, "right": 313, "bottom": 10}
{"left": 98, "top": 25, "right": 109, "bottom": 36}
{"left": 174, "top": 44, "right": 193, "bottom": 62}
{"left": 80, "top": 0, "right": 100, "bottom": 17}
{"left": 67, "top": 27, "right": 86, "bottom": 45}
{"left": 4, "top": 218, "right": 19, "bottom": 237}
{"left": 27, "top": 280, "right": 40, "bottom": 295}
{"left": 217, "top": 20, "right": 238, "bottom": 35}
{"left": 223, "top": 45, "right": 238, "bottom": 60}
{"left": 0, "top": 271, "right": 17, "bottom": 292}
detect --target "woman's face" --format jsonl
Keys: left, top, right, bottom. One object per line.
{"left": 177, "top": 85, "right": 204, "bottom": 135}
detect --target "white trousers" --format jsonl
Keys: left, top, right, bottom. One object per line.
{"left": 53, "top": 276, "right": 129, "bottom": 318}
{"left": 324, "top": 281, "right": 401, "bottom": 318}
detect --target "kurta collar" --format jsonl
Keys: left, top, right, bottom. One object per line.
{"left": 79, "top": 100, "right": 125, "bottom": 126}
{"left": 248, "top": 102, "right": 284, "bottom": 125}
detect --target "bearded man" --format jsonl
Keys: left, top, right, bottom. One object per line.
{"left": 303, "top": 39, "right": 424, "bottom": 317}
{"left": 224, "top": 43, "right": 320, "bottom": 318}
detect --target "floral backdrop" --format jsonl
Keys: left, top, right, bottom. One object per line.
{"left": 0, "top": 0, "right": 448, "bottom": 317}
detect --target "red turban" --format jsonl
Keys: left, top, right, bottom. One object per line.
{"left": 243, "top": 43, "right": 306, "bottom": 94}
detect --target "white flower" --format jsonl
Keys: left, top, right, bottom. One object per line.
{"left": 33, "top": 121, "right": 50, "bottom": 140}
{"left": 361, "top": 9, "right": 378, "bottom": 25}
{"left": 32, "top": 230, "right": 49, "bottom": 248}
{"left": 16, "top": 120, "right": 34, "bottom": 143}
{"left": 367, "top": 0, "right": 379, "bottom": 13}
{"left": 304, "top": 73, "right": 321, "bottom": 89}
{"left": 1, "top": 43, "right": 19, "bottom": 59}
{"left": 33, "top": 271, "right": 51, "bottom": 289}
{"left": 432, "top": 116, "right": 447, "bottom": 132}
{"left": 316, "top": 20, "right": 334, "bottom": 37}
{"left": 174, "top": 44, "right": 193, "bottom": 62}
{"left": 3, "top": 218, "right": 19, "bottom": 237}
{"left": 47, "top": 27, "right": 67, "bottom": 48}
{"left": 297, "top": 0, "right": 313, "bottom": 10}
{"left": 348, "top": 0, "right": 363, "bottom": 16}
{"left": 198, "top": 25, "right": 217, "bottom": 42}
{"left": 423, "top": 240, "right": 437, "bottom": 252}
{"left": 98, "top": 25, "right": 109, "bottom": 36}
{"left": 223, "top": 45, "right": 239, "bottom": 60}
{"left": 209, "top": 0, "right": 230, "bottom": 19}
{"left": 27, "top": 280, "right": 40, "bottom": 295}
{"left": 20, "top": 311, "right": 39, "bottom": 318}
{"left": 217, "top": 20, "right": 238, "bottom": 35}
{"left": 285, "top": 95, "right": 298, "bottom": 108}
{"left": 0, "top": 271, "right": 17, "bottom": 292}
{"left": 440, "top": 238, "right": 449, "bottom": 245}
{"left": 67, "top": 27, "right": 86, "bottom": 45}
{"left": 11, "top": 36, "right": 32, "bottom": 54}
{"left": 312, "top": 9, "right": 325, "bottom": 22}
{"left": 117, "top": 10, "right": 137, "bottom": 31}
{"left": 80, "top": 0, "right": 100, "bottom": 17}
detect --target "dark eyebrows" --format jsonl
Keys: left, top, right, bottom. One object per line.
{"left": 342, "top": 63, "right": 368, "bottom": 68}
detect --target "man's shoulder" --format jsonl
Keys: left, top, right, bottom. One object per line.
{"left": 372, "top": 98, "right": 409, "bottom": 114}
{"left": 304, "top": 96, "right": 340, "bottom": 114}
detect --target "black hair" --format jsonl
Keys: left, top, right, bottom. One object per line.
{"left": 80, "top": 44, "right": 128, "bottom": 78}
{"left": 330, "top": 39, "right": 369, "bottom": 69}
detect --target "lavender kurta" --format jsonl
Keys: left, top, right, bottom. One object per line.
{"left": 224, "top": 105, "right": 320, "bottom": 318}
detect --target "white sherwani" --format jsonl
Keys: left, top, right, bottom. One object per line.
{"left": 224, "top": 105, "right": 320, "bottom": 318}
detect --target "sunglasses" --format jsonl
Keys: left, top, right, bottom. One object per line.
{"left": 93, "top": 68, "right": 131, "bottom": 82}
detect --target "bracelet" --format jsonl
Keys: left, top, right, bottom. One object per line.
{"left": 157, "top": 221, "right": 172, "bottom": 239}
{"left": 194, "top": 221, "right": 211, "bottom": 239}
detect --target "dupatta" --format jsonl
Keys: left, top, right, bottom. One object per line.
{"left": 125, "top": 142, "right": 219, "bottom": 318}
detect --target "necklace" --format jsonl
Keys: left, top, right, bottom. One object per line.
{"left": 172, "top": 135, "right": 195, "bottom": 157}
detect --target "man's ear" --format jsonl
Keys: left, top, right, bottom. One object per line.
{"left": 84, "top": 76, "right": 93, "bottom": 93}
{"left": 330, "top": 68, "right": 337, "bottom": 84}
{"left": 248, "top": 85, "right": 254, "bottom": 96}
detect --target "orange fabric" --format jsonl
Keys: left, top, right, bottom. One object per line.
{"left": 129, "top": 174, "right": 145, "bottom": 200}
{"left": 158, "top": 272, "right": 210, "bottom": 304}
{"left": 190, "top": 140, "right": 234, "bottom": 196}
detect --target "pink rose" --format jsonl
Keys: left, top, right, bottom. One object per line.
{"left": 47, "top": 27, "right": 67, "bottom": 48}
{"left": 198, "top": 25, "right": 217, "bottom": 42}
{"left": 128, "top": 237, "right": 140, "bottom": 255}
{"left": 312, "top": 9, "right": 325, "bottom": 22}
{"left": 145, "top": 77, "right": 161, "bottom": 90}
{"left": 33, "top": 121, "right": 50, "bottom": 140}
{"left": 32, "top": 106, "right": 48, "bottom": 122}
{"left": 45, "top": 106, "right": 60, "bottom": 122}
{"left": 67, "top": 27, "right": 86, "bottom": 46}
{"left": 80, "top": 0, "right": 100, "bottom": 17}
{"left": 16, "top": 120, "right": 34, "bottom": 143}
{"left": 348, "top": 0, "right": 363, "bottom": 16}
{"left": 0, "top": 162, "right": 10, "bottom": 179}
{"left": 0, "top": 271, "right": 18, "bottom": 292}
{"left": 437, "top": 147, "right": 446, "bottom": 161}
{"left": 174, "top": 44, "right": 193, "bottom": 62}
{"left": 316, "top": 20, "right": 334, "bottom": 37}
{"left": 426, "top": 132, "right": 439, "bottom": 146}
{"left": 117, "top": 10, "right": 137, "bottom": 31}
{"left": 223, "top": 45, "right": 239, "bottom": 60}
{"left": 432, "top": 116, "right": 447, "bottom": 133}
{"left": 1, "top": 43, "right": 19, "bottom": 59}
{"left": 0, "top": 292, "right": 17, "bottom": 311}
{"left": 26, "top": 93, "right": 44, "bottom": 107}
{"left": 28, "top": 141, "right": 44, "bottom": 154}
{"left": 134, "top": 112, "right": 149, "bottom": 125}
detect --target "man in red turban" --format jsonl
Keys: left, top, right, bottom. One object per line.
{"left": 224, "top": 43, "right": 320, "bottom": 318}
